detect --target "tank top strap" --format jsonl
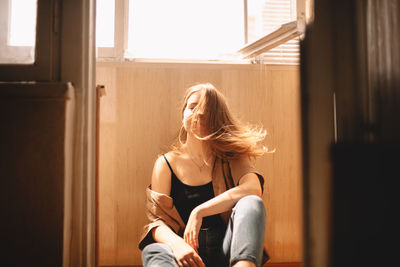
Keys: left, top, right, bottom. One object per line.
{"left": 162, "top": 154, "right": 175, "bottom": 175}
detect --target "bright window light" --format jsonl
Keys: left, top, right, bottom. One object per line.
{"left": 9, "top": 0, "right": 37, "bottom": 46}
{"left": 247, "top": 0, "right": 296, "bottom": 43}
{"left": 127, "top": 0, "right": 244, "bottom": 60}
{"left": 96, "top": 0, "right": 115, "bottom": 47}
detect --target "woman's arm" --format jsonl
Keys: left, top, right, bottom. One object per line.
{"left": 197, "top": 173, "right": 261, "bottom": 216}
{"left": 184, "top": 173, "right": 262, "bottom": 249}
{"left": 150, "top": 155, "right": 205, "bottom": 267}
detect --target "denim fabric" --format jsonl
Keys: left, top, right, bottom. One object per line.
{"left": 142, "top": 243, "right": 179, "bottom": 267}
{"left": 223, "top": 195, "right": 266, "bottom": 267}
{"left": 197, "top": 224, "right": 228, "bottom": 267}
{"left": 142, "top": 195, "right": 266, "bottom": 267}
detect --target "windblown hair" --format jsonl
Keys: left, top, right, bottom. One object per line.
{"left": 173, "top": 83, "right": 271, "bottom": 160}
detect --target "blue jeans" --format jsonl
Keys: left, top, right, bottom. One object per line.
{"left": 142, "top": 195, "right": 266, "bottom": 267}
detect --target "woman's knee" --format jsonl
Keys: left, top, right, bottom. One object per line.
{"left": 234, "top": 195, "right": 266, "bottom": 219}
{"left": 236, "top": 195, "right": 264, "bottom": 208}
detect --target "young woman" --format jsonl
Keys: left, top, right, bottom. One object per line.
{"left": 139, "top": 83, "right": 270, "bottom": 267}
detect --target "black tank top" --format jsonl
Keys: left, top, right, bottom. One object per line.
{"left": 163, "top": 154, "right": 224, "bottom": 229}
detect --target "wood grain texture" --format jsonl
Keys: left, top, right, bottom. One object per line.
{"left": 96, "top": 62, "right": 303, "bottom": 265}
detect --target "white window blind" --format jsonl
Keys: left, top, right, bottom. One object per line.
{"left": 259, "top": 38, "right": 300, "bottom": 64}
{"left": 248, "top": 0, "right": 300, "bottom": 65}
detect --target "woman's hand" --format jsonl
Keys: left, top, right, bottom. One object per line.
{"left": 184, "top": 207, "right": 203, "bottom": 251}
{"left": 170, "top": 239, "right": 205, "bottom": 267}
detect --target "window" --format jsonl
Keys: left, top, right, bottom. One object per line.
{"left": 0, "top": 0, "right": 57, "bottom": 81}
{"left": 96, "top": 0, "right": 115, "bottom": 48}
{"left": 248, "top": 0, "right": 299, "bottom": 64}
{"left": 96, "top": 0, "right": 313, "bottom": 64}
{"left": 0, "top": 0, "right": 37, "bottom": 64}
{"left": 96, "top": 0, "right": 128, "bottom": 59}
{"left": 126, "top": 0, "right": 244, "bottom": 60}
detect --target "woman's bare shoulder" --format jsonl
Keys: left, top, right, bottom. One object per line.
{"left": 164, "top": 150, "right": 185, "bottom": 164}
{"left": 151, "top": 154, "right": 173, "bottom": 194}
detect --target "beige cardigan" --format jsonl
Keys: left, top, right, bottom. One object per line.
{"left": 138, "top": 156, "right": 269, "bottom": 263}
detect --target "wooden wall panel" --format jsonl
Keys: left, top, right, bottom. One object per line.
{"left": 96, "top": 62, "right": 302, "bottom": 265}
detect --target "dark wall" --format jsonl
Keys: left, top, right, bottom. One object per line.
{"left": 331, "top": 144, "right": 399, "bottom": 267}
{"left": 301, "top": 0, "right": 400, "bottom": 266}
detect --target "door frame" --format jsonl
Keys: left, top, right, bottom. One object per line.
{"left": 61, "top": 0, "right": 97, "bottom": 266}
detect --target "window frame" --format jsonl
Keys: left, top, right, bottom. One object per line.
{"left": 238, "top": 20, "right": 305, "bottom": 59}
{"left": 96, "top": 0, "right": 313, "bottom": 63}
{"left": 238, "top": 0, "right": 310, "bottom": 61}
{"left": 96, "top": 0, "right": 129, "bottom": 60}
{"left": 0, "top": 0, "right": 60, "bottom": 81}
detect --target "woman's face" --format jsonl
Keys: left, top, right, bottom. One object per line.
{"left": 183, "top": 92, "right": 202, "bottom": 135}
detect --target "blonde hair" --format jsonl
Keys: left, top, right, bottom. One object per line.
{"left": 172, "top": 83, "right": 271, "bottom": 160}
